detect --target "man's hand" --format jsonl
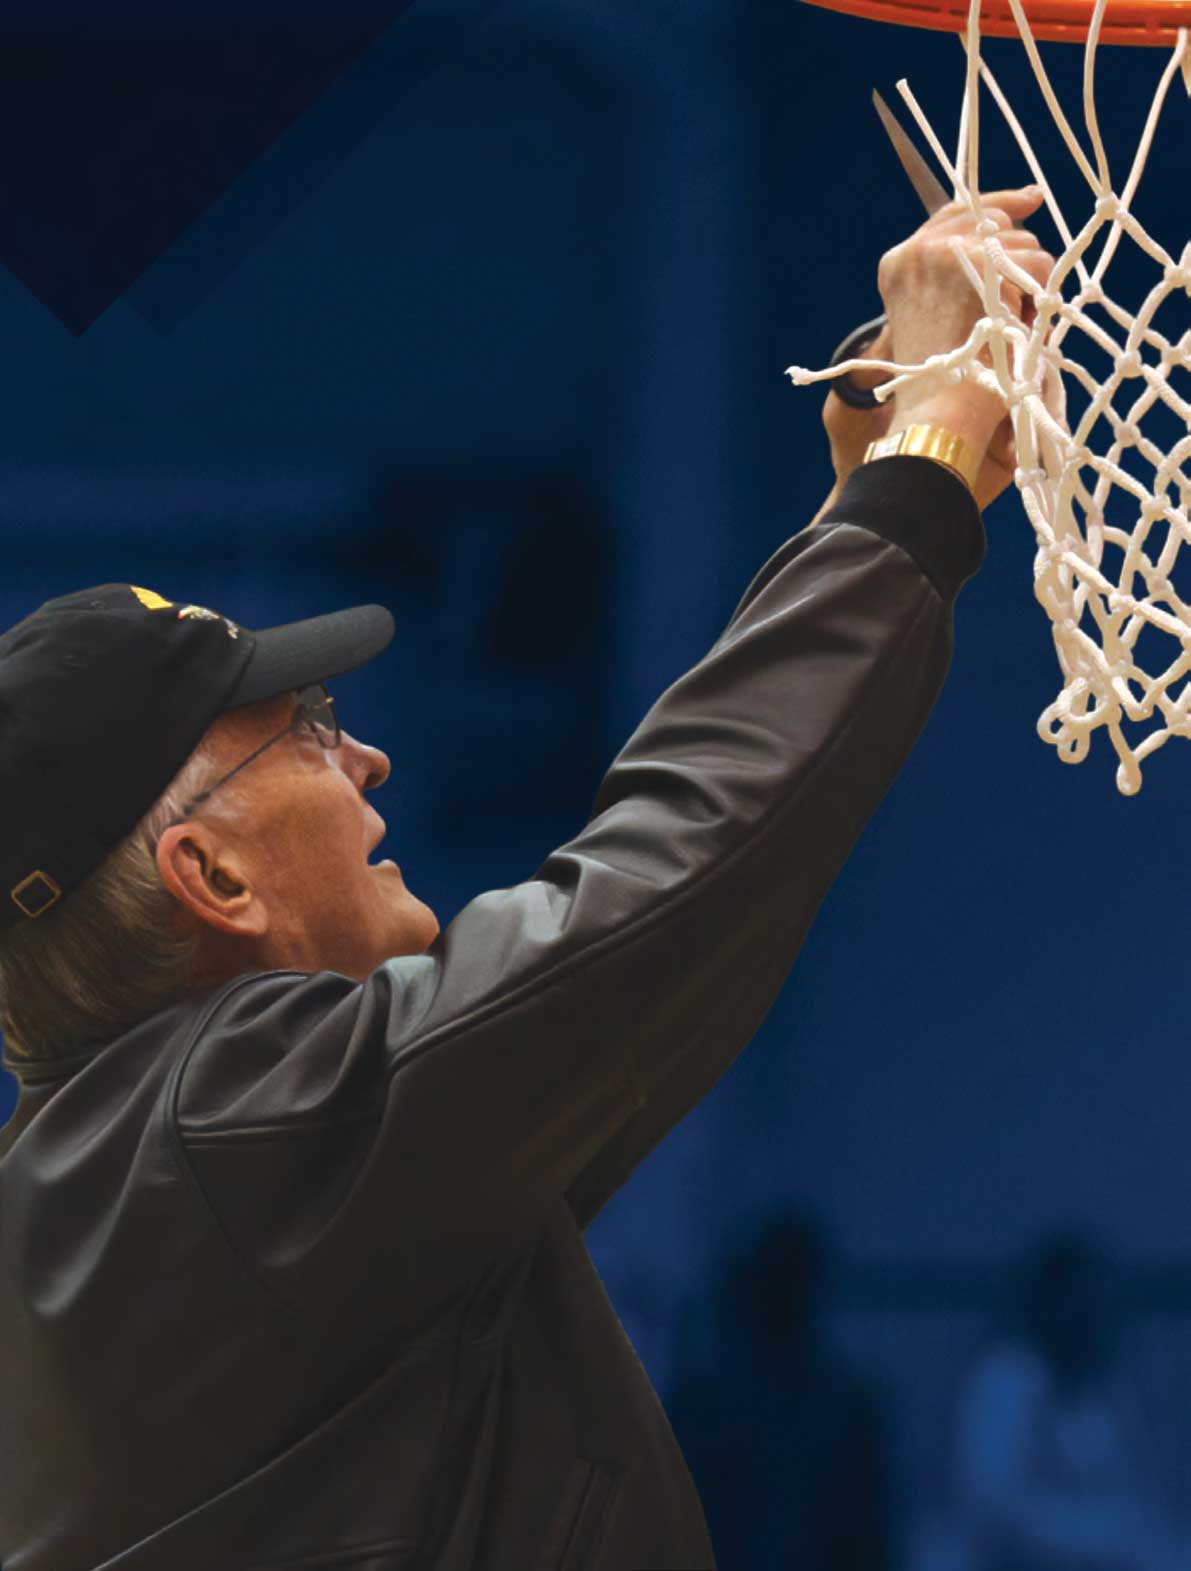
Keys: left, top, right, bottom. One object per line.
{"left": 816, "top": 185, "right": 1063, "bottom": 518}
{"left": 819, "top": 318, "right": 1020, "bottom": 516}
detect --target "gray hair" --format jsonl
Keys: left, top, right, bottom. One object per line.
{"left": 0, "top": 733, "right": 243, "bottom": 1074}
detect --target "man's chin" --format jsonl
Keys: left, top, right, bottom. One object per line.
{"left": 391, "top": 893, "right": 440, "bottom": 954}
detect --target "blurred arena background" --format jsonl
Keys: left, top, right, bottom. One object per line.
{"left": 3, "top": 1, "right": 1191, "bottom": 1562}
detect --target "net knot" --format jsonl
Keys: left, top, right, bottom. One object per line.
{"left": 1080, "top": 278, "right": 1106, "bottom": 308}
{"left": 1034, "top": 536, "right": 1068, "bottom": 570}
{"left": 1117, "top": 349, "right": 1144, "bottom": 378}
{"left": 1094, "top": 193, "right": 1121, "bottom": 222}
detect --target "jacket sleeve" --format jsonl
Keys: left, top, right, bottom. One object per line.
{"left": 174, "top": 456, "right": 984, "bottom": 1328}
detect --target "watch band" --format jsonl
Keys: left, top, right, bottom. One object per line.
{"left": 863, "top": 424, "right": 979, "bottom": 495}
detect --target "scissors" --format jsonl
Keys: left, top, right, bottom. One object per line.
{"left": 829, "top": 90, "right": 951, "bottom": 410}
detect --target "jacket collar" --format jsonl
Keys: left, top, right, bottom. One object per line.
{"left": 0, "top": 1048, "right": 98, "bottom": 1159}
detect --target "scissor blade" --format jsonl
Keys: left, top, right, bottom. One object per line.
{"left": 872, "top": 88, "right": 951, "bottom": 216}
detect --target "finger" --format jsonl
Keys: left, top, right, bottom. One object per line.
{"left": 929, "top": 188, "right": 1044, "bottom": 232}
{"left": 993, "top": 233, "right": 1056, "bottom": 273}
{"left": 982, "top": 239, "right": 1054, "bottom": 271}
{"left": 929, "top": 205, "right": 1014, "bottom": 234}
{"left": 985, "top": 186, "right": 1045, "bottom": 206}
{"left": 1020, "top": 250, "right": 1057, "bottom": 286}
{"left": 953, "top": 208, "right": 1049, "bottom": 239}
{"left": 943, "top": 186, "right": 1043, "bottom": 210}
{"left": 985, "top": 261, "right": 1054, "bottom": 332}
{"left": 955, "top": 231, "right": 1056, "bottom": 289}
{"left": 995, "top": 248, "right": 1057, "bottom": 297}
{"left": 926, "top": 208, "right": 1041, "bottom": 248}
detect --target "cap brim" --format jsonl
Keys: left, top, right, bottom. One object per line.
{"left": 225, "top": 603, "right": 396, "bottom": 709}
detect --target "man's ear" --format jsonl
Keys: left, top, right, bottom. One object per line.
{"left": 155, "top": 824, "right": 268, "bottom": 939}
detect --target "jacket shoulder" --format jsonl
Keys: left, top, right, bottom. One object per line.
{"left": 173, "top": 962, "right": 434, "bottom": 1134}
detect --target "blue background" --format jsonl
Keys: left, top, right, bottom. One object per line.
{"left": 2, "top": 0, "right": 1191, "bottom": 1559}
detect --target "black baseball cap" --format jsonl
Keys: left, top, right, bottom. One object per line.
{"left": 0, "top": 583, "right": 395, "bottom": 930}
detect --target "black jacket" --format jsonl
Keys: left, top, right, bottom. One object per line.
{"left": 0, "top": 456, "right": 984, "bottom": 1571}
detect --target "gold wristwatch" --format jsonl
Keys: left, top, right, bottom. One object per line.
{"left": 863, "top": 424, "right": 979, "bottom": 495}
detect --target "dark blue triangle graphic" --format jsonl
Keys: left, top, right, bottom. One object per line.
{"left": 0, "top": 9, "right": 429, "bottom": 334}
{"left": 126, "top": 0, "right": 500, "bottom": 334}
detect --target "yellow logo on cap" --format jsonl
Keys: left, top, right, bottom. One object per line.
{"left": 177, "top": 605, "right": 241, "bottom": 640}
{"left": 129, "top": 586, "right": 241, "bottom": 641}
{"left": 130, "top": 586, "right": 174, "bottom": 611}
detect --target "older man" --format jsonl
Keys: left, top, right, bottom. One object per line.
{"left": 0, "top": 191, "right": 1052, "bottom": 1570}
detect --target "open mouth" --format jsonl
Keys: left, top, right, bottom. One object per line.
{"left": 365, "top": 813, "right": 401, "bottom": 875}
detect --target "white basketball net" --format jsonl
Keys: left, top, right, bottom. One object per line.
{"left": 786, "top": 0, "right": 1191, "bottom": 794}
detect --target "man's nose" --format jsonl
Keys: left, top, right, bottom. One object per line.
{"left": 339, "top": 731, "right": 391, "bottom": 791}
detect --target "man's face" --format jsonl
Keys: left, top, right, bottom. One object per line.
{"left": 156, "top": 691, "right": 440, "bottom": 985}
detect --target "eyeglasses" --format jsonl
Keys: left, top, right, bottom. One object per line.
{"left": 169, "top": 683, "right": 340, "bottom": 824}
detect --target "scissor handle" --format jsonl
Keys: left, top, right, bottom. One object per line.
{"left": 827, "top": 312, "right": 888, "bottom": 410}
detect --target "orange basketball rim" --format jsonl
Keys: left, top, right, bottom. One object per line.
{"left": 801, "top": 0, "right": 1191, "bottom": 46}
